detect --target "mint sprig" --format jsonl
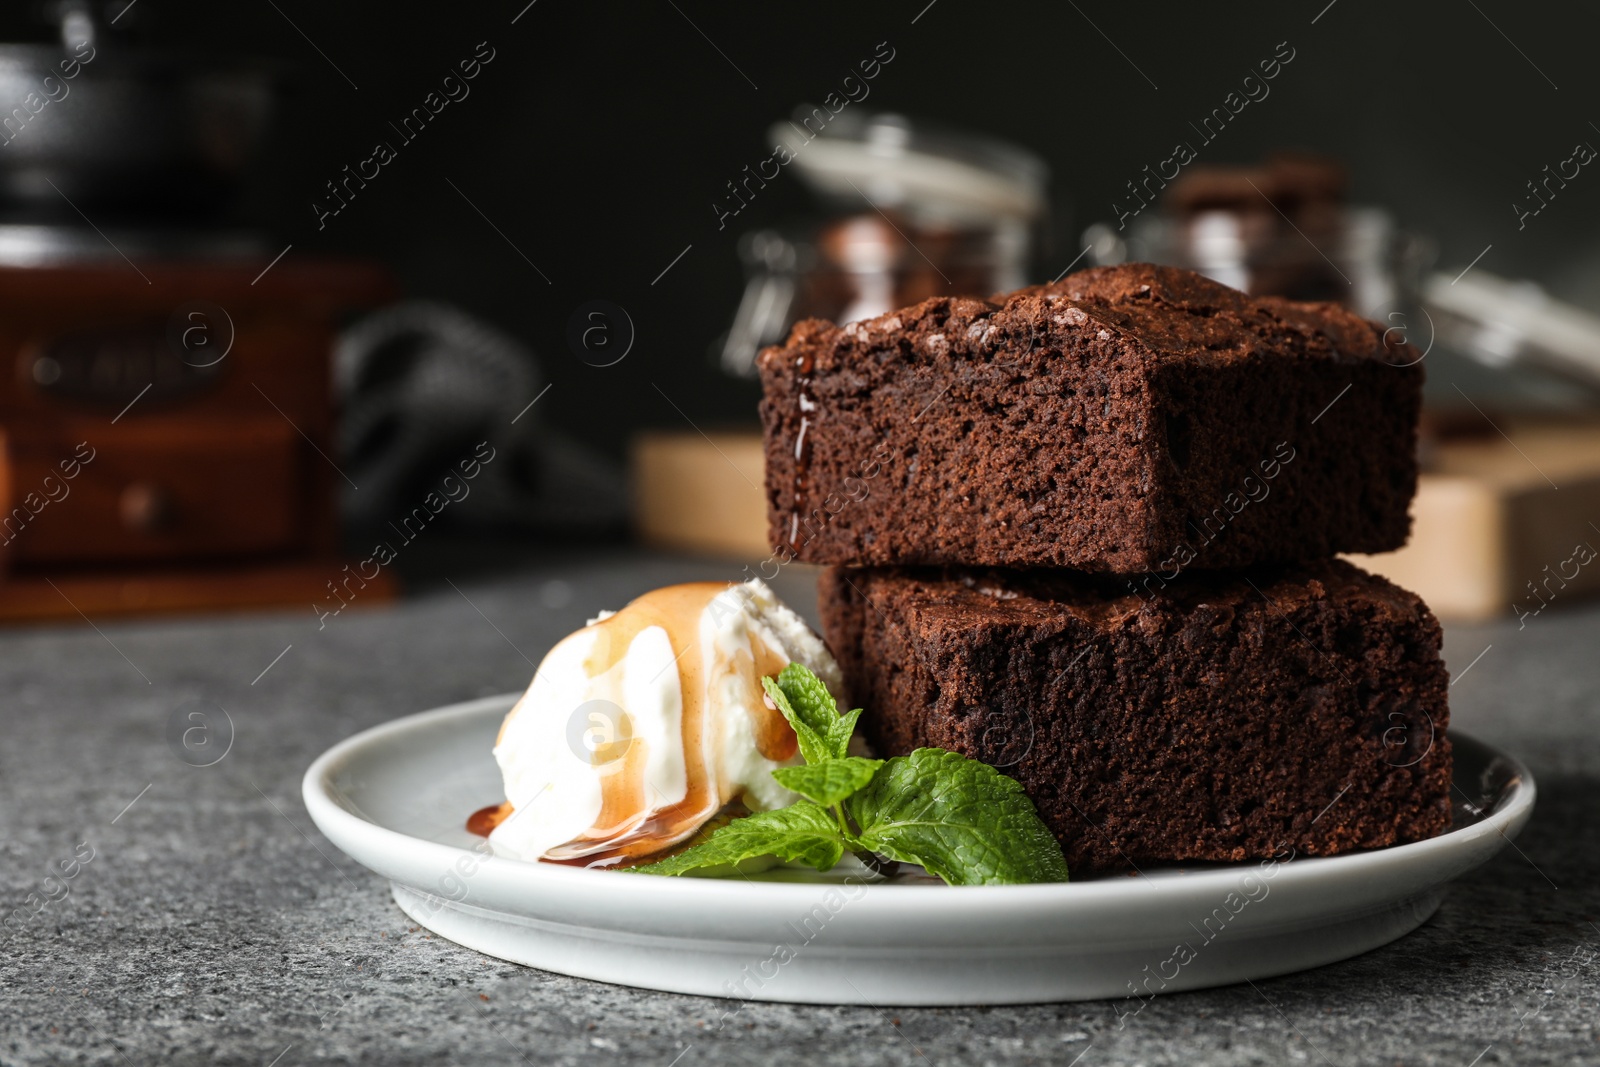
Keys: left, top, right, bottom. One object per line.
{"left": 631, "top": 664, "right": 1069, "bottom": 885}
{"left": 847, "top": 748, "right": 1069, "bottom": 886}
{"left": 761, "top": 666, "right": 858, "bottom": 764}
{"left": 631, "top": 802, "right": 846, "bottom": 875}
{"left": 773, "top": 757, "right": 883, "bottom": 807}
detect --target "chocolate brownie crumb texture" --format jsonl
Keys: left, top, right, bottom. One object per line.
{"left": 759, "top": 263, "right": 1421, "bottom": 572}
{"left": 819, "top": 559, "right": 1453, "bottom": 874}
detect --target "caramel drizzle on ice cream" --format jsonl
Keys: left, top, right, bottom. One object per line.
{"left": 467, "top": 801, "right": 512, "bottom": 836}
{"left": 495, "top": 582, "right": 798, "bottom": 867}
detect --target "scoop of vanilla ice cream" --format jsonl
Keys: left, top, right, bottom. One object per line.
{"left": 487, "top": 579, "right": 844, "bottom": 866}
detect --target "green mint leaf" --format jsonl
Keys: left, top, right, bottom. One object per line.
{"left": 846, "top": 748, "right": 1069, "bottom": 886}
{"left": 761, "top": 675, "right": 831, "bottom": 765}
{"left": 764, "top": 663, "right": 859, "bottom": 763}
{"left": 772, "top": 756, "right": 884, "bottom": 807}
{"left": 831, "top": 707, "right": 862, "bottom": 758}
{"left": 630, "top": 665, "right": 1067, "bottom": 887}
{"left": 629, "top": 801, "right": 845, "bottom": 876}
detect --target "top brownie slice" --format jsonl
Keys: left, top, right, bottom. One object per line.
{"left": 757, "top": 263, "right": 1421, "bottom": 573}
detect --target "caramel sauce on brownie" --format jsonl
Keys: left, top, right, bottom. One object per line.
{"left": 788, "top": 347, "right": 817, "bottom": 548}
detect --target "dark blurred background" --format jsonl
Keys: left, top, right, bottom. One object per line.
{"left": 6, "top": 0, "right": 1596, "bottom": 454}
{"left": 1, "top": 0, "right": 1598, "bottom": 625}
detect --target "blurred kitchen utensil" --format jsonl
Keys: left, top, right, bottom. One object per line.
{"left": 720, "top": 111, "right": 1049, "bottom": 377}
{"left": 1080, "top": 152, "right": 1600, "bottom": 413}
{"left": 1083, "top": 154, "right": 1432, "bottom": 323}
{"left": 337, "top": 302, "right": 628, "bottom": 537}
{"left": 1422, "top": 269, "right": 1600, "bottom": 394}
{"left": 0, "top": 0, "right": 276, "bottom": 220}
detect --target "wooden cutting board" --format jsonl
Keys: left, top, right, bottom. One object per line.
{"left": 631, "top": 431, "right": 770, "bottom": 558}
{"left": 1349, "top": 419, "right": 1600, "bottom": 621}
{"left": 633, "top": 421, "right": 1600, "bottom": 621}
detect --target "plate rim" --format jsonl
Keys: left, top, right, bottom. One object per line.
{"left": 301, "top": 692, "right": 1538, "bottom": 910}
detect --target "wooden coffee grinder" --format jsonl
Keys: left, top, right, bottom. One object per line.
{"left": 0, "top": 245, "right": 397, "bottom": 622}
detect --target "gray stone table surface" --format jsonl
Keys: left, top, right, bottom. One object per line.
{"left": 1, "top": 544, "right": 1596, "bottom": 1066}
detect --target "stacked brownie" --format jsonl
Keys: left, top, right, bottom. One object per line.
{"left": 757, "top": 263, "right": 1452, "bottom": 874}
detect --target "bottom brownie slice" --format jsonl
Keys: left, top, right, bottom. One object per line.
{"left": 819, "top": 560, "right": 1452, "bottom": 875}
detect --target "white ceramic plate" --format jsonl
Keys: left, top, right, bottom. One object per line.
{"left": 303, "top": 694, "right": 1535, "bottom": 1006}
